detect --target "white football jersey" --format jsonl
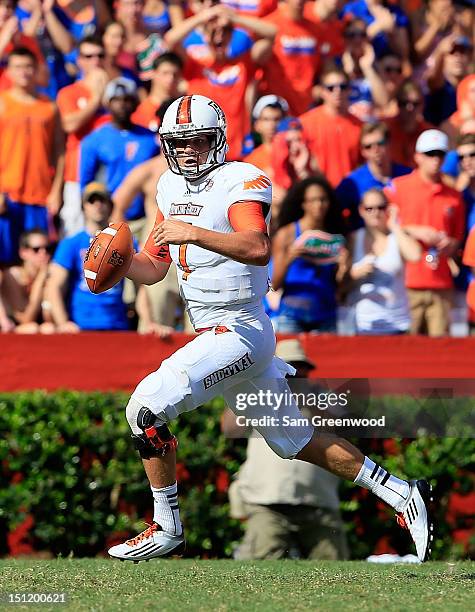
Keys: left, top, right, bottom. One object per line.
{"left": 156, "top": 162, "right": 272, "bottom": 328}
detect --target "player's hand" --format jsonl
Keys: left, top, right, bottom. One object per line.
{"left": 154, "top": 219, "right": 197, "bottom": 246}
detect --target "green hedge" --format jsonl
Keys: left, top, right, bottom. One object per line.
{"left": 0, "top": 392, "right": 473, "bottom": 559}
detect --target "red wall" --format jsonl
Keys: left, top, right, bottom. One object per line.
{"left": 2, "top": 333, "right": 475, "bottom": 393}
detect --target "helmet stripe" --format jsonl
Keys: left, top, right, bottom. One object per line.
{"left": 176, "top": 95, "right": 192, "bottom": 124}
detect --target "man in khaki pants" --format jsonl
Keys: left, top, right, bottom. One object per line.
{"left": 222, "top": 339, "right": 348, "bottom": 560}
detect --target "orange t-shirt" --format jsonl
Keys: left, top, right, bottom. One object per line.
{"left": 387, "top": 117, "right": 433, "bottom": 168}
{"left": 303, "top": 3, "right": 345, "bottom": 60}
{"left": 57, "top": 81, "right": 110, "bottom": 182}
{"left": 299, "top": 105, "right": 362, "bottom": 186}
{"left": 243, "top": 144, "right": 272, "bottom": 177}
{"left": 462, "top": 227, "right": 475, "bottom": 321}
{"left": 132, "top": 97, "right": 161, "bottom": 132}
{"left": 262, "top": 5, "right": 322, "bottom": 116}
{"left": 384, "top": 171, "right": 464, "bottom": 290}
{"left": 184, "top": 55, "right": 255, "bottom": 161}
{"left": 0, "top": 91, "right": 57, "bottom": 206}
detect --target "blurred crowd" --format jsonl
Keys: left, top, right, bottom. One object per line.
{"left": 0, "top": 0, "right": 474, "bottom": 336}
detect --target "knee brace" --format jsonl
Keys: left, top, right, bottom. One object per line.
{"left": 126, "top": 398, "right": 177, "bottom": 459}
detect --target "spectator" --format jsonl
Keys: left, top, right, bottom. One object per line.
{"left": 79, "top": 77, "right": 159, "bottom": 241}
{"left": 341, "top": 0, "right": 410, "bottom": 65}
{"left": 0, "top": 47, "right": 64, "bottom": 265}
{"left": 223, "top": 338, "right": 348, "bottom": 560}
{"left": 387, "top": 80, "right": 433, "bottom": 168}
{"left": 132, "top": 52, "right": 183, "bottom": 132}
{"left": 165, "top": 2, "right": 276, "bottom": 161}
{"left": 4, "top": 228, "right": 55, "bottom": 333}
{"left": 341, "top": 18, "right": 389, "bottom": 122}
{"left": 261, "top": 0, "right": 322, "bottom": 116}
{"left": 0, "top": 269, "right": 15, "bottom": 332}
{"left": 441, "top": 120, "right": 475, "bottom": 189}
{"left": 299, "top": 67, "right": 362, "bottom": 187}
{"left": 303, "top": 0, "right": 345, "bottom": 63}
{"left": 442, "top": 74, "right": 475, "bottom": 145}
{"left": 412, "top": 0, "right": 454, "bottom": 65}
{"left": 243, "top": 95, "right": 288, "bottom": 178}
{"left": 271, "top": 176, "right": 349, "bottom": 332}
{"left": 345, "top": 189, "right": 421, "bottom": 335}
{"left": 0, "top": 0, "right": 49, "bottom": 89}
{"left": 336, "top": 121, "right": 411, "bottom": 231}
{"left": 384, "top": 129, "right": 465, "bottom": 336}
{"left": 425, "top": 34, "right": 472, "bottom": 126}
{"left": 143, "top": 0, "right": 172, "bottom": 36}
{"left": 114, "top": 0, "right": 152, "bottom": 72}
{"left": 57, "top": 35, "right": 110, "bottom": 237}
{"left": 102, "top": 20, "right": 141, "bottom": 84}
{"left": 14, "top": 0, "right": 74, "bottom": 98}
{"left": 375, "top": 51, "right": 404, "bottom": 119}
{"left": 55, "top": 0, "right": 110, "bottom": 44}
{"left": 462, "top": 224, "right": 475, "bottom": 334}
{"left": 271, "top": 116, "right": 319, "bottom": 210}
{"left": 46, "top": 182, "right": 159, "bottom": 333}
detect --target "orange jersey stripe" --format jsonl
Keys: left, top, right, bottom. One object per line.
{"left": 177, "top": 96, "right": 192, "bottom": 124}
{"left": 243, "top": 175, "right": 272, "bottom": 191}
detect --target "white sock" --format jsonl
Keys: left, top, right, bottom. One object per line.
{"left": 150, "top": 482, "right": 182, "bottom": 536}
{"left": 354, "top": 456, "right": 410, "bottom": 512}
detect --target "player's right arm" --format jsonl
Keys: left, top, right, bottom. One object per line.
{"left": 127, "top": 207, "right": 171, "bottom": 285}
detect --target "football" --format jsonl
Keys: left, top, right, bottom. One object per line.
{"left": 83, "top": 222, "right": 134, "bottom": 294}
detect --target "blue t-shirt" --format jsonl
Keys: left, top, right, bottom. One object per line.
{"left": 278, "top": 222, "right": 338, "bottom": 325}
{"left": 336, "top": 162, "right": 412, "bottom": 230}
{"left": 80, "top": 123, "right": 159, "bottom": 220}
{"left": 53, "top": 231, "right": 129, "bottom": 330}
{"left": 183, "top": 28, "right": 253, "bottom": 60}
{"left": 341, "top": 0, "right": 409, "bottom": 58}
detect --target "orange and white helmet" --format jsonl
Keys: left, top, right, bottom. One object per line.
{"left": 159, "top": 94, "right": 228, "bottom": 180}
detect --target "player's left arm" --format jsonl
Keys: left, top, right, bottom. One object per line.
{"left": 154, "top": 201, "right": 271, "bottom": 266}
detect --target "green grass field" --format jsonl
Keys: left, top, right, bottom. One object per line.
{"left": 0, "top": 560, "right": 473, "bottom": 611}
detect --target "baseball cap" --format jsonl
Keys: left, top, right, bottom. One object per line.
{"left": 276, "top": 116, "right": 303, "bottom": 133}
{"left": 275, "top": 339, "right": 315, "bottom": 368}
{"left": 82, "top": 182, "right": 111, "bottom": 204}
{"left": 415, "top": 129, "right": 449, "bottom": 154}
{"left": 104, "top": 77, "right": 138, "bottom": 103}
{"left": 252, "top": 95, "right": 289, "bottom": 120}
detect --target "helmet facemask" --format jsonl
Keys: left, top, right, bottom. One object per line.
{"left": 160, "top": 128, "right": 227, "bottom": 181}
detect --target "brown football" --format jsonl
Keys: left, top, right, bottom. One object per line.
{"left": 83, "top": 222, "right": 134, "bottom": 294}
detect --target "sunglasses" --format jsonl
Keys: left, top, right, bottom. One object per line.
{"left": 364, "top": 204, "right": 388, "bottom": 212}
{"left": 80, "top": 52, "right": 105, "bottom": 59}
{"left": 450, "top": 45, "right": 471, "bottom": 55}
{"left": 398, "top": 99, "right": 422, "bottom": 108}
{"left": 423, "top": 150, "right": 446, "bottom": 158}
{"left": 345, "top": 30, "right": 366, "bottom": 39}
{"left": 458, "top": 151, "right": 475, "bottom": 161}
{"left": 362, "top": 140, "right": 387, "bottom": 150}
{"left": 383, "top": 66, "right": 402, "bottom": 75}
{"left": 324, "top": 83, "right": 349, "bottom": 92}
{"left": 27, "top": 245, "right": 51, "bottom": 253}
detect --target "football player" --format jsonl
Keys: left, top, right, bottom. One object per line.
{"left": 107, "top": 95, "right": 433, "bottom": 563}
